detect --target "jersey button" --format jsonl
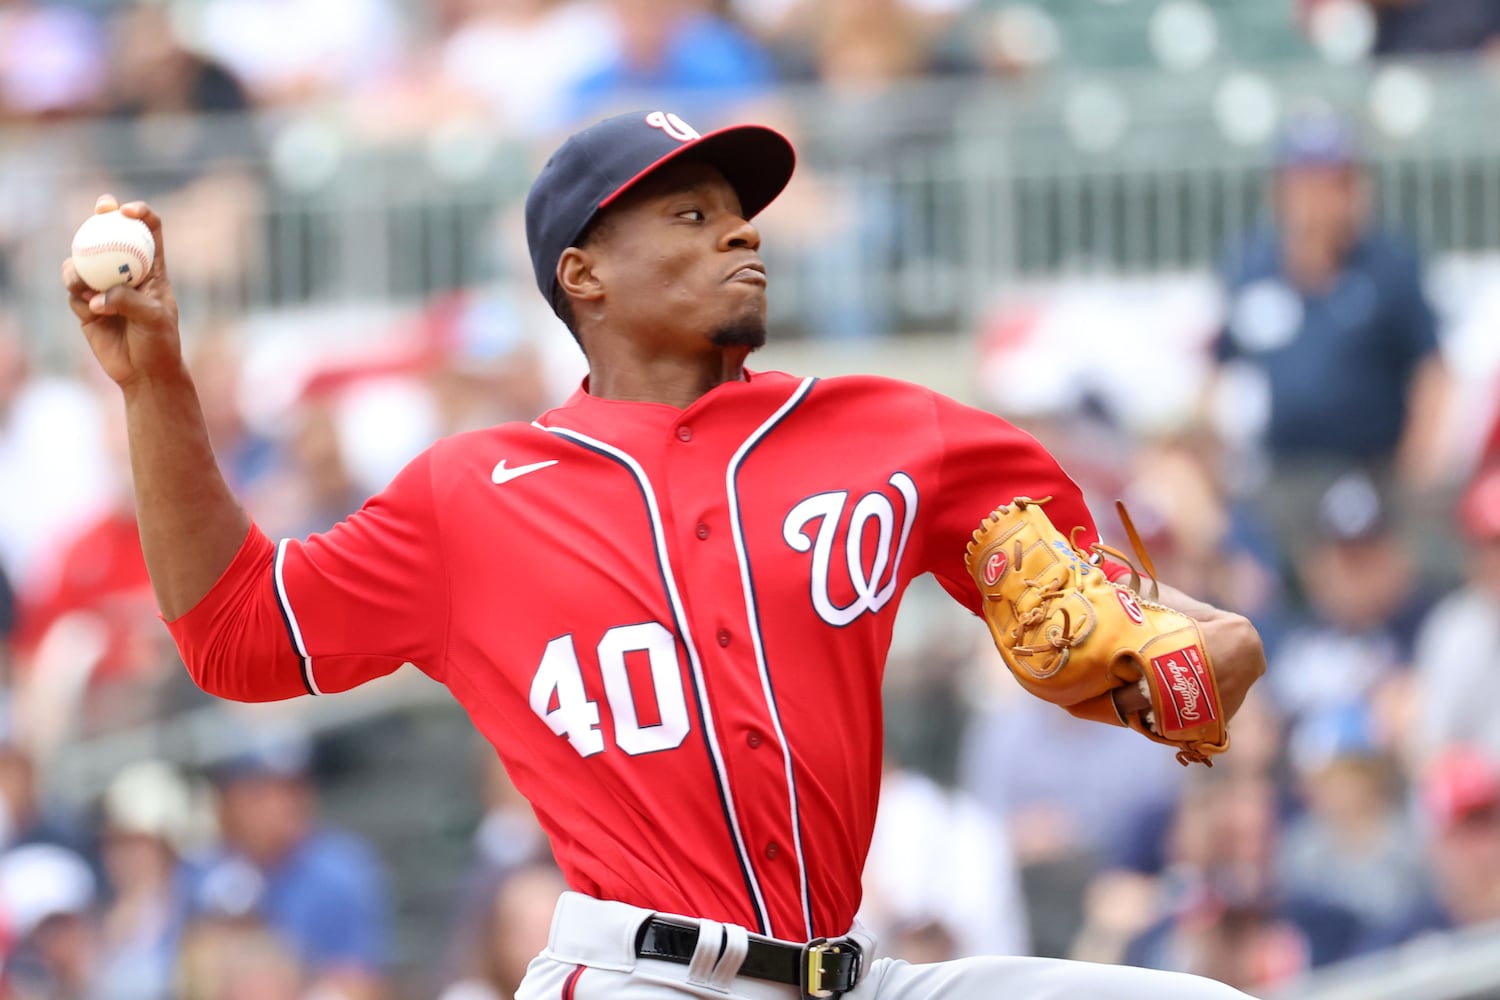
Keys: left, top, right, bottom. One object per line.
{"left": 696, "top": 522, "right": 710, "bottom": 540}
{"left": 746, "top": 731, "right": 762, "bottom": 749}
{"left": 765, "top": 842, "right": 780, "bottom": 860}
{"left": 717, "top": 628, "right": 731, "bottom": 647}
{"left": 676, "top": 426, "right": 693, "bottom": 442}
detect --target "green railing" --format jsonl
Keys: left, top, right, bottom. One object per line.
{"left": 5, "top": 57, "right": 1499, "bottom": 347}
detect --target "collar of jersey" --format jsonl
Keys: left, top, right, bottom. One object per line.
{"left": 538, "top": 369, "right": 797, "bottom": 435}
{"left": 563, "top": 367, "right": 772, "bottom": 410}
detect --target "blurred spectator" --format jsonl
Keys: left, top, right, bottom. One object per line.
{"left": 437, "top": 861, "right": 567, "bottom": 1000}
{"left": 0, "top": 741, "right": 81, "bottom": 855}
{"left": 339, "top": 374, "right": 449, "bottom": 497}
{"left": 957, "top": 675, "right": 1184, "bottom": 956}
{"left": 1124, "top": 772, "right": 1365, "bottom": 993}
{"left": 187, "top": 330, "right": 277, "bottom": 497}
{"left": 97, "top": 6, "right": 265, "bottom": 307}
{"left": 247, "top": 398, "right": 370, "bottom": 540}
{"left": 1074, "top": 691, "right": 1289, "bottom": 967}
{"left": 247, "top": 342, "right": 444, "bottom": 506}
{"left": 191, "top": 727, "right": 392, "bottom": 1000}
{"left": 13, "top": 405, "right": 158, "bottom": 702}
{"left": 1210, "top": 108, "right": 1453, "bottom": 557}
{"left": 437, "top": 0, "right": 616, "bottom": 137}
{"left": 1410, "top": 465, "right": 1500, "bottom": 764}
{"left": 96, "top": 3, "right": 258, "bottom": 182}
{"left": 103, "top": 3, "right": 251, "bottom": 122}
{"left": 569, "top": 0, "right": 776, "bottom": 123}
{"left": 1276, "top": 705, "right": 1436, "bottom": 941}
{"left": 92, "top": 761, "right": 197, "bottom": 1000}
{"left": 9, "top": 390, "right": 189, "bottom": 755}
{"left": 193, "top": 0, "right": 405, "bottom": 108}
{"left": 773, "top": 0, "right": 974, "bottom": 340}
{"left": 1113, "top": 435, "right": 1290, "bottom": 653}
{"left": 958, "top": 2, "right": 1063, "bottom": 80}
{"left": 416, "top": 289, "right": 561, "bottom": 433}
{"left": 880, "top": 586, "right": 980, "bottom": 784}
{"left": 725, "top": 0, "right": 940, "bottom": 88}
{"left": 438, "top": 748, "right": 551, "bottom": 993}
{"left": 1113, "top": 439, "right": 1236, "bottom": 600}
{"left": 174, "top": 914, "right": 305, "bottom": 1000}
{"left": 804, "top": 0, "right": 943, "bottom": 88}
{"left": 1264, "top": 471, "right": 1433, "bottom": 726}
{"left": 0, "top": 844, "right": 98, "bottom": 1000}
{"left": 0, "top": 1, "right": 105, "bottom": 121}
{"left": 468, "top": 751, "right": 550, "bottom": 880}
{"left": 1419, "top": 747, "right": 1500, "bottom": 930}
{"left": 1361, "top": 0, "right": 1500, "bottom": 56}
{"left": 859, "top": 760, "right": 1029, "bottom": 959}
{"left": 730, "top": 0, "right": 971, "bottom": 80}
{"left": 0, "top": 319, "right": 111, "bottom": 596}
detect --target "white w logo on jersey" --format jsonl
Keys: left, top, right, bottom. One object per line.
{"left": 782, "top": 473, "right": 919, "bottom": 627}
{"left": 645, "top": 111, "right": 701, "bottom": 142}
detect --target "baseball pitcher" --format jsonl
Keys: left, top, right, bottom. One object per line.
{"left": 63, "top": 111, "right": 1265, "bottom": 999}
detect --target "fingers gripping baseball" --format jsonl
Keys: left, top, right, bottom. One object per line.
{"left": 62, "top": 195, "right": 182, "bottom": 388}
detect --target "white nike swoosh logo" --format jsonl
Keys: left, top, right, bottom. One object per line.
{"left": 491, "top": 459, "right": 558, "bottom": 485}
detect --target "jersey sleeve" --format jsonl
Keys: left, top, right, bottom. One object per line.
{"left": 921, "top": 392, "right": 1106, "bottom": 615}
{"left": 166, "top": 448, "right": 449, "bottom": 702}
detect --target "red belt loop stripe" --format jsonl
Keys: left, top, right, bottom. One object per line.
{"left": 561, "top": 965, "right": 584, "bottom": 1000}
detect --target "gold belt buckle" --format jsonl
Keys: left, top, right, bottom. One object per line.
{"left": 803, "top": 939, "right": 839, "bottom": 999}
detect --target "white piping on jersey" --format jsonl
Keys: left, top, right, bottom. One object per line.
{"left": 530, "top": 419, "right": 775, "bottom": 936}
{"left": 725, "top": 376, "right": 818, "bottom": 940}
{"left": 274, "top": 538, "right": 322, "bottom": 696}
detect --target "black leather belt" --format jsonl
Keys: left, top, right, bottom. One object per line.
{"left": 635, "top": 917, "right": 864, "bottom": 998}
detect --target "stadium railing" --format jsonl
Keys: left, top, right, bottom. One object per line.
{"left": 3, "top": 56, "right": 1499, "bottom": 352}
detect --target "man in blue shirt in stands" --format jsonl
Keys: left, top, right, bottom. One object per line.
{"left": 1212, "top": 107, "right": 1452, "bottom": 564}
{"left": 191, "top": 728, "right": 392, "bottom": 1000}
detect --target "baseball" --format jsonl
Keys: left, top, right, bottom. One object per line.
{"left": 70, "top": 210, "right": 155, "bottom": 292}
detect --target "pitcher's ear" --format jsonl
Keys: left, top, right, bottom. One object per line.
{"left": 558, "top": 247, "right": 603, "bottom": 303}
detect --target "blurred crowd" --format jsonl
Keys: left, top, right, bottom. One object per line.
{"left": 0, "top": 717, "right": 401, "bottom": 1000}
{"left": 4, "top": 0, "right": 1500, "bottom": 132}
{"left": 927, "top": 104, "right": 1500, "bottom": 994}
{"left": 7, "top": 0, "right": 1500, "bottom": 349}
{"left": 1, "top": 1, "right": 1500, "bottom": 1000}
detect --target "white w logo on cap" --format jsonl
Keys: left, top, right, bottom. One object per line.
{"left": 645, "top": 111, "right": 700, "bottom": 143}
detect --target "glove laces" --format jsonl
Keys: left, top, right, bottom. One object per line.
{"left": 1007, "top": 545, "right": 1082, "bottom": 664}
{"left": 997, "top": 497, "right": 1167, "bottom": 674}
{"left": 1070, "top": 500, "right": 1161, "bottom": 602}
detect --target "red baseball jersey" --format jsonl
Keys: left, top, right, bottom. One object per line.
{"left": 167, "top": 370, "right": 1103, "bottom": 942}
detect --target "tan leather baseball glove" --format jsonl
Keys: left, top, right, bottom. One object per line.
{"left": 964, "top": 497, "right": 1230, "bottom": 766}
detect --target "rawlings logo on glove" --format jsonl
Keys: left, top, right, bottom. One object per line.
{"left": 964, "top": 497, "right": 1230, "bottom": 766}
{"left": 1153, "top": 646, "right": 1213, "bottom": 728}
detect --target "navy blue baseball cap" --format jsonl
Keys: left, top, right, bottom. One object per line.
{"left": 524, "top": 110, "right": 796, "bottom": 306}
{"left": 1273, "top": 109, "right": 1359, "bottom": 169}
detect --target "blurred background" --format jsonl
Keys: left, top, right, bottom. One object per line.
{"left": 2, "top": 0, "right": 1500, "bottom": 997}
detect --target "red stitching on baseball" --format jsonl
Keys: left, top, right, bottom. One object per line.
{"left": 74, "top": 239, "right": 152, "bottom": 279}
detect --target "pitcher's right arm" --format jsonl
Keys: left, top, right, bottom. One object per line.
{"left": 63, "top": 197, "right": 447, "bottom": 702}
{"left": 63, "top": 196, "right": 249, "bottom": 624}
